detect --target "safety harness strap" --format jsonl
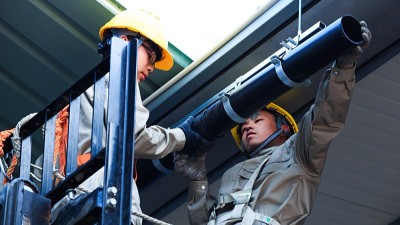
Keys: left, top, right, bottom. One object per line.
{"left": 209, "top": 206, "right": 280, "bottom": 225}
{"left": 211, "top": 156, "right": 276, "bottom": 224}
{"left": 218, "top": 188, "right": 252, "bottom": 208}
{"left": 217, "top": 155, "right": 269, "bottom": 209}
{"left": 229, "top": 155, "right": 270, "bottom": 220}
{"left": 242, "top": 206, "right": 281, "bottom": 225}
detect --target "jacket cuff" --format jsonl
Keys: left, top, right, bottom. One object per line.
{"left": 173, "top": 127, "right": 187, "bottom": 150}
{"left": 188, "top": 180, "right": 208, "bottom": 200}
{"left": 331, "top": 62, "right": 356, "bottom": 82}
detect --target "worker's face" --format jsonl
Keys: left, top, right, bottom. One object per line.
{"left": 240, "top": 110, "right": 277, "bottom": 153}
{"left": 120, "top": 35, "right": 157, "bottom": 83}
{"left": 137, "top": 42, "right": 157, "bottom": 82}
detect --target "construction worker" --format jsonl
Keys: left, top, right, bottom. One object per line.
{"left": 174, "top": 21, "right": 371, "bottom": 225}
{"left": 49, "top": 8, "right": 211, "bottom": 224}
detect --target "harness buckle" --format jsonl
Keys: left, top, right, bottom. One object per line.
{"left": 230, "top": 188, "right": 252, "bottom": 205}
{"left": 218, "top": 194, "right": 226, "bottom": 209}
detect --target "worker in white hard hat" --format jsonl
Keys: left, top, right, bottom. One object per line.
{"left": 50, "top": 9, "right": 211, "bottom": 225}
{"left": 174, "top": 21, "right": 372, "bottom": 225}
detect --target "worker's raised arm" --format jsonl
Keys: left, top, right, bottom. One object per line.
{"left": 294, "top": 21, "right": 372, "bottom": 175}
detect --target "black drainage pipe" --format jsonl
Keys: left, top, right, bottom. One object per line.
{"left": 148, "top": 15, "right": 363, "bottom": 177}
{"left": 192, "top": 15, "right": 362, "bottom": 141}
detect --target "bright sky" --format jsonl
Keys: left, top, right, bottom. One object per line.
{"left": 117, "top": 0, "right": 276, "bottom": 61}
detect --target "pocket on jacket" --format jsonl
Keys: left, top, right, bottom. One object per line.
{"left": 233, "top": 168, "right": 254, "bottom": 189}
{"left": 238, "top": 167, "right": 254, "bottom": 179}
{"left": 259, "top": 158, "right": 294, "bottom": 176}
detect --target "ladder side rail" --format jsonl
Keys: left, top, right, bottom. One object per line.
{"left": 102, "top": 37, "right": 131, "bottom": 225}
{"left": 119, "top": 39, "right": 137, "bottom": 224}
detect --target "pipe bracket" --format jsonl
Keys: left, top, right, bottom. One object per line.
{"left": 219, "top": 93, "right": 247, "bottom": 123}
{"left": 270, "top": 56, "right": 300, "bottom": 88}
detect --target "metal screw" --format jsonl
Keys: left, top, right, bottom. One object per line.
{"left": 107, "top": 186, "right": 118, "bottom": 197}
{"left": 106, "top": 198, "right": 117, "bottom": 208}
{"left": 66, "top": 189, "right": 76, "bottom": 200}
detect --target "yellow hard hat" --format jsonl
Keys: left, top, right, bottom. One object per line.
{"left": 230, "top": 103, "right": 298, "bottom": 150}
{"left": 99, "top": 9, "right": 174, "bottom": 71}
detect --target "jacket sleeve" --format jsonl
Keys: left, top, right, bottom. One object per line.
{"left": 187, "top": 180, "right": 216, "bottom": 225}
{"left": 132, "top": 79, "right": 186, "bottom": 159}
{"left": 78, "top": 77, "right": 185, "bottom": 159}
{"left": 294, "top": 63, "right": 356, "bottom": 175}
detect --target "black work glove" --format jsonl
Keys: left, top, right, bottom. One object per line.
{"left": 178, "top": 116, "right": 214, "bottom": 155}
{"left": 174, "top": 152, "right": 207, "bottom": 181}
{"left": 337, "top": 21, "right": 372, "bottom": 69}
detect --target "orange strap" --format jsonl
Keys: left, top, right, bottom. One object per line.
{"left": 0, "top": 129, "right": 14, "bottom": 157}
{"left": 56, "top": 106, "right": 93, "bottom": 175}
{"left": 0, "top": 128, "right": 16, "bottom": 184}
{"left": 134, "top": 159, "right": 138, "bottom": 182}
{"left": 77, "top": 153, "right": 91, "bottom": 166}
{"left": 1, "top": 111, "right": 139, "bottom": 183}
{"left": 6, "top": 155, "right": 18, "bottom": 181}
{"left": 55, "top": 106, "right": 70, "bottom": 176}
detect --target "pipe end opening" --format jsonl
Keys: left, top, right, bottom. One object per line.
{"left": 341, "top": 15, "right": 363, "bottom": 45}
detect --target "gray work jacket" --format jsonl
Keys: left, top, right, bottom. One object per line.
{"left": 186, "top": 64, "right": 356, "bottom": 225}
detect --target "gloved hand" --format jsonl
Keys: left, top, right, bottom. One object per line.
{"left": 178, "top": 116, "right": 214, "bottom": 155}
{"left": 173, "top": 152, "right": 207, "bottom": 181}
{"left": 337, "top": 21, "right": 372, "bottom": 69}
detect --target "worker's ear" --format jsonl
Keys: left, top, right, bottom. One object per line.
{"left": 120, "top": 35, "right": 129, "bottom": 41}
{"left": 281, "top": 124, "right": 290, "bottom": 133}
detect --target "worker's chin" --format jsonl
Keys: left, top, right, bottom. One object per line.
{"left": 244, "top": 146, "right": 255, "bottom": 154}
{"left": 137, "top": 73, "right": 148, "bottom": 82}
{"left": 137, "top": 77, "right": 145, "bottom": 83}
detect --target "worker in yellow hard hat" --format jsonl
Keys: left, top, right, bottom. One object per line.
{"left": 174, "top": 21, "right": 371, "bottom": 225}
{"left": 49, "top": 8, "right": 211, "bottom": 225}
{"left": 98, "top": 9, "right": 174, "bottom": 72}
{"left": 231, "top": 102, "right": 298, "bottom": 158}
